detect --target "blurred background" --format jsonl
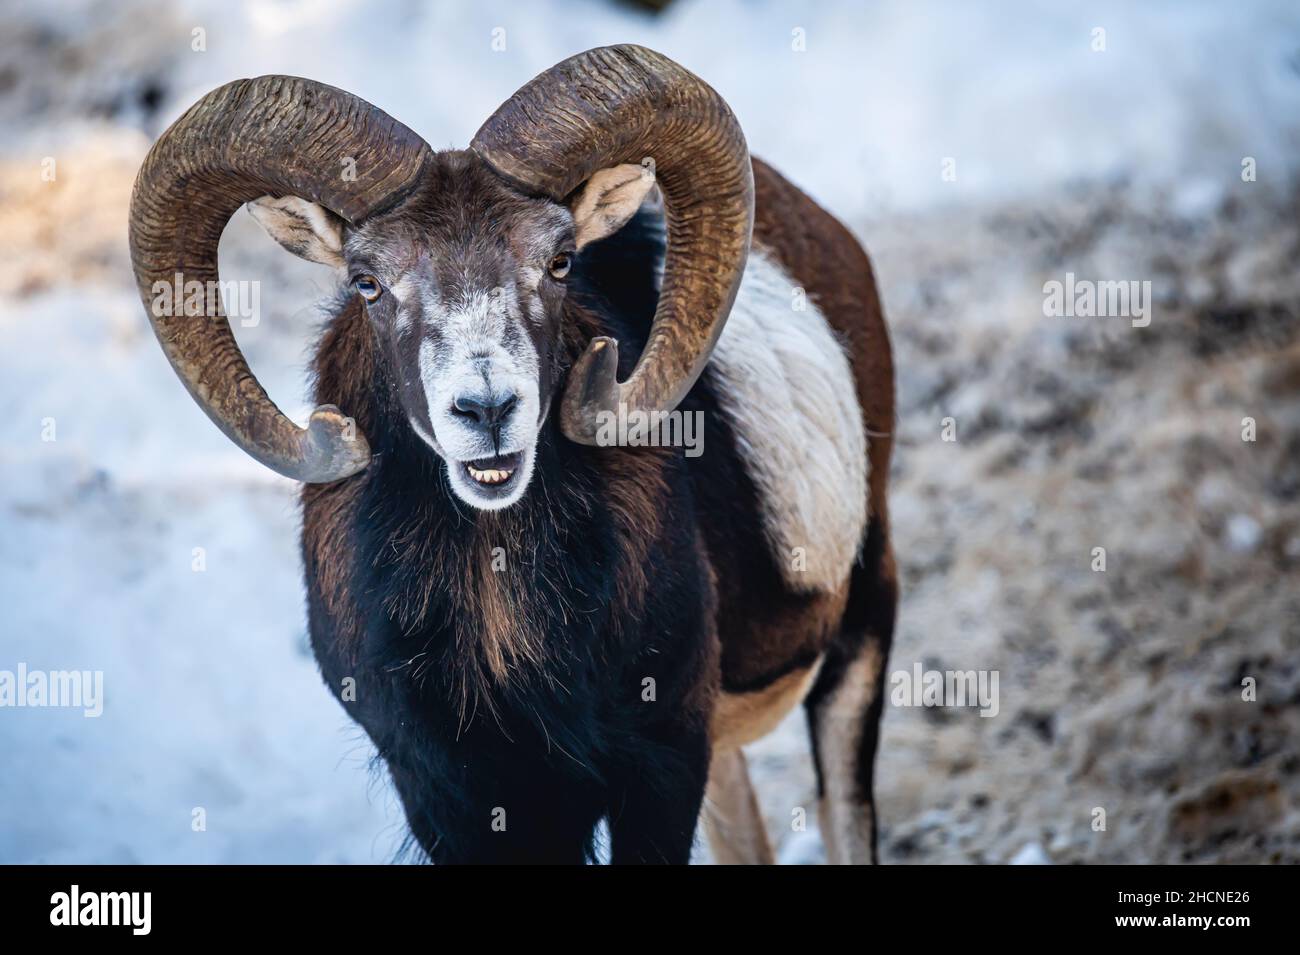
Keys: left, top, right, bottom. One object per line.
{"left": 2, "top": 0, "right": 1299, "bottom": 863}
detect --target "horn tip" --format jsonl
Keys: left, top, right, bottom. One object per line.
{"left": 560, "top": 338, "right": 621, "bottom": 446}
{"left": 303, "top": 404, "right": 371, "bottom": 482}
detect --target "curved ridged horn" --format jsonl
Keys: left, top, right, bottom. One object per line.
{"left": 471, "top": 45, "right": 754, "bottom": 445}
{"left": 128, "top": 76, "right": 431, "bottom": 481}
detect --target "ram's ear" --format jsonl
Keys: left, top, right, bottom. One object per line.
{"left": 247, "top": 196, "right": 346, "bottom": 269}
{"left": 569, "top": 163, "right": 657, "bottom": 250}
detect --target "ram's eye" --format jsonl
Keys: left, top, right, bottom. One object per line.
{"left": 548, "top": 252, "right": 573, "bottom": 280}
{"left": 354, "top": 275, "right": 382, "bottom": 303}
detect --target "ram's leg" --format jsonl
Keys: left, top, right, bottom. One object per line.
{"left": 608, "top": 725, "right": 710, "bottom": 865}
{"left": 701, "top": 747, "right": 775, "bottom": 864}
{"left": 804, "top": 633, "right": 889, "bottom": 863}
{"left": 804, "top": 523, "right": 896, "bottom": 865}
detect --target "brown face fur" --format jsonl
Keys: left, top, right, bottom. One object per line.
{"left": 250, "top": 152, "right": 657, "bottom": 512}
{"left": 334, "top": 152, "right": 575, "bottom": 510}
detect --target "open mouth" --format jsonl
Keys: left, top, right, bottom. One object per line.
{"left": 463, "top": 451, "right": 523, "bottom": 488}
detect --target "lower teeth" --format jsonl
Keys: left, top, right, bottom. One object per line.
{"left": 468, "top": 467, "right": 512, "bottom": 485}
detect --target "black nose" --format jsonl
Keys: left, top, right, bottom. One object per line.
{"left": 451, "top": 393, "right": 519, "bottom": 431}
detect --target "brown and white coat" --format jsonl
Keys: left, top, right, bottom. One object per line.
{"left": 129, "top": 47, "right": 895, "bottom": 864}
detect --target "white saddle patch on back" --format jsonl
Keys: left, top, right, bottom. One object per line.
{"left": 708, "top": 247, "right": 868, "bottom": 593}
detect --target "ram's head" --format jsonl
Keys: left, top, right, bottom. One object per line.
{"left": 129, "top": 46, "right": 753, "bottom": 509}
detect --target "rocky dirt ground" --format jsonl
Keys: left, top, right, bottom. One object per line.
{"left": 749, "top": 181, "right": 1300, "bottom": 864}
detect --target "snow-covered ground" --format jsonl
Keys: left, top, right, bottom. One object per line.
{"left": 2, "top": 0, "right": 1298, "bottom": 863}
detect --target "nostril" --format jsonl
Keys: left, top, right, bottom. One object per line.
{"left": 451, "top": 396, "right": 485, "bottom": 423}
{"left": 496, "top": 394, "right": 519, "bottom": 423}
{"left": 451, "top": 393, "right": 519, "bottom": 429}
